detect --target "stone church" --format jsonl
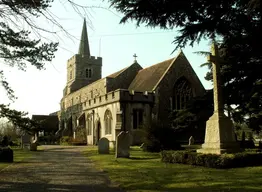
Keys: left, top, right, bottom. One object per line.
{"left": 55, "top": 20, "right": 206, "bottom": 146}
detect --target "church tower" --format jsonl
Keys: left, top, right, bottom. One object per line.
{"left": 64, "top": 19, "right": 102, "bottom": 95}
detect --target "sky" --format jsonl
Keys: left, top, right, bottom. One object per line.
{"left": 0, "top": 0, "right": 212, "bottom": 117}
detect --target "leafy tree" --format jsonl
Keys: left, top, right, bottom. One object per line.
{"left": 108, "top": 0, "right": 262, "bottom": 132}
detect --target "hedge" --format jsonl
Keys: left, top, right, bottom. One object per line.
{"left": 161, "top": 150, "right": 262, "bottom": 169}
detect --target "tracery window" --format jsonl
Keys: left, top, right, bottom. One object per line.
{"left": 173, "top": 77, "right": 192, "bottom": 110}
{"left": 104, "top": 110, "right": 112, "bottom": 135}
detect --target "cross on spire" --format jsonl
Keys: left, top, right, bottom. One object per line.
{"left": 133, "top": 53, "right": 138, "bottom": 63}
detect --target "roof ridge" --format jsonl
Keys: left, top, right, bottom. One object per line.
{"left": 152, "top": 57, "right": 178, "bottom": 90}
{"left": 107, "top": 62, "right": 140, "bottom": 78}
{"left": 138, "top": 57, "right": 175, "bottom": 72}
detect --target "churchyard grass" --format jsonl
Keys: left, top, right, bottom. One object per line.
{"left": 84, "top": 146, "right": 262, "bottom": 192}
{"left": 0, "top": 147, "right": 34, "bottom": 171}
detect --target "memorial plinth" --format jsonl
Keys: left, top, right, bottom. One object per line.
{"left": 197, "top": 42, "right": 241, "bottom": 154}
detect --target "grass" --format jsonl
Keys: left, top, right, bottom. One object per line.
{"left": 0, "top": 147, "right": 34, "bottom": 171}
{"left": 84, "top": 146, "right": 262, "bottom": 192}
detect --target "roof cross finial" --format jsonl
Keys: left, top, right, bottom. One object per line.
{"left": 133, "top": 53, "right": 138, "bottom": 63}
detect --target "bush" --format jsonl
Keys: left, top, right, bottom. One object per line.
{"left": 60, "top": 136, "right": 72, "bottom": 145}
{"left": 59, "top": 136, "right": 86, "bottom": 146}
{"left": 71, "top": 138, "right": 87, "bottom": 146}
{"left": 240, "top": 132, "right": 256, "bottom": 149}
{"left": 142, "top": 120, "right": 182, "bottom": 152}
{"left": 161, "top": 150, "right": 262, "bottom": 169}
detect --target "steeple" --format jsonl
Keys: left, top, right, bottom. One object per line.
{"left": 78, "top": 18, "right": 90, "bottom": 56}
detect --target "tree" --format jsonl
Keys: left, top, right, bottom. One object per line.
{"left": 108, "top": 0, "right": 262, "bottom": 132}
{"left": 0, "top": 0, "right": 98, "bottom": 133}
{"left": 169, "top": 90, "right": 213, "bottom": 141}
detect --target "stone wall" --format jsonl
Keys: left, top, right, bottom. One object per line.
{"left": 85, "top": 101, "right": 120, "bottom": 147}
{"left": 60, "top": 89, "right": 154, "bottom": 146}
{"left": 66, "top": 54, "right": 102, "bottom": 94}
{"left": 154, "top": 52, "right": 206, "bottom": 123}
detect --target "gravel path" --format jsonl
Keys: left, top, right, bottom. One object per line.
{"left": 0, "top": 145, "right": 124, "bottom": 192}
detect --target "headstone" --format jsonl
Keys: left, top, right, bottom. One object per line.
{"left": 188, "top": 136, "right": 194, "bottom": 146}
{"left": 197, "top": 42, "right": 241, "bottom": 154}
{"left": 0, "top": 147, "right": 13, "bottom": 162}
{"left": 115, "top": 131, "right": 131, "bottom": 158}
{"left": 98, "top": 137, "right": 109, "bottom": 154}
{"left": 30, "top": 143, "right": 37, "bottom": 151}
{"left": 21, "top": 134, "right": 31, "bottom": 150}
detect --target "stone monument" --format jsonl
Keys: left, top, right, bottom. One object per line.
{"left": 21, "top": 134, "right": 31, "bottom": 150}
{"left": 0, "top": 136, "right": 13, "bottom": 162}
{"left": 115, "top": 131, "right": 131, "bottom": 158}
{"left": 188, "top": 136, "right": 194, "bottom": 146}
{"left": 98, "top": 137, "right": 110, "bottom": 154}
{"left": 197, "top": 42, "right": 240, "bottom": 154}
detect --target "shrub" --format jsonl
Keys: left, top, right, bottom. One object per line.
{"left": 60, "top": 136, "right": 72, "bottom": 145}
{"left": 142, "top": 120, "right": 182, "bottom": 152}
{"left": 71, "top": 138, "right": 87, "bottom": 146}
{"left": 59, "top": 136, "right": 86, "bottom": 146}
{"left": 161, "top": 150, "right": 262, "bottom": 169}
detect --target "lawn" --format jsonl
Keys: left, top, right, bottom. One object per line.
{"left": 84, "top": 146, "right": 262, "bottom": 192}
{"left": 0, "top": 147, "right": 33, "bottom": 171}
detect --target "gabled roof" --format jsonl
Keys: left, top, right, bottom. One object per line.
{"left": 107, "top": 66, "right": 129, "bottom": 78}
{"left": 128, "top": 57, "right": 176, "bottom": 92}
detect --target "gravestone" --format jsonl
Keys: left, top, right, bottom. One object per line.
{"left": 188, "top": 136, "right": 194, "bottom": 146}
{"left": 197, "top": 42, "right": 240, "bottom": 154}
{"left": 98, "top": 137, "right": 109, "bottom": 154}
{"left": 21, "top": 134, "right": 31, "bottom": 150}
{"left": 0, "top": 147, "right": 13, "bottom": 162}
{"left": 115, "top": 131, "right": 131, "bottom": 158}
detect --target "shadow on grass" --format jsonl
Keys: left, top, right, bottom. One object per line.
{"left": 85, "top": 146, "right": 262, "bottom": 192}
{"left": 128, "top": 157, "right": 159, "bottom": 160}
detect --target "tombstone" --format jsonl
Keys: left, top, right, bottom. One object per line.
{"left": 0, "top": 147, "right": 13, "bottom": 162}
{"left": 30, "top": 143, "right": 37, "bottom": 151}
{"left": 98, "top": 137, "right": 109, "bottom": 154}
{"left": 188, "top": 136, "right": 194, "bottom": 146}
{"left": 21, "top": 134, "right": 31, "bottom": 150}
{"left": 115, "top": 131, "right": 131, "bottom": 158}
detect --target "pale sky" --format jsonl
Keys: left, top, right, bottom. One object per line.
{"left": 0, "top": 1, "right": 212, "bottom": 117}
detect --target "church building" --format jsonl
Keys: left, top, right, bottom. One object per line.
{"left": 56, "top": 20, "right": 206, "bottom": 146}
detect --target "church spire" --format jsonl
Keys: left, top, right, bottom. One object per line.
{"left": 78, "top": 18, "right": 90, "bottom": 56}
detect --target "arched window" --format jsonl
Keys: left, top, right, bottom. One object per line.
{"left": 86, "top": 114, "right": 92, "bottom": 135}
{"left": 104, "top": 110, "right": 112, "bottom": 135}
{"left": 86, "top": 68, "right": 92, "bottom": 78}
{"left": 173, "top": 77, "right": 192, "bottom": 110}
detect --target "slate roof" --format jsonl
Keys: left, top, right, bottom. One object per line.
{"left": 128, "top": 57, "right": 175, "bottom": 92}
{"left": 107, "top": 66, "right": 129, "bottom": 78}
